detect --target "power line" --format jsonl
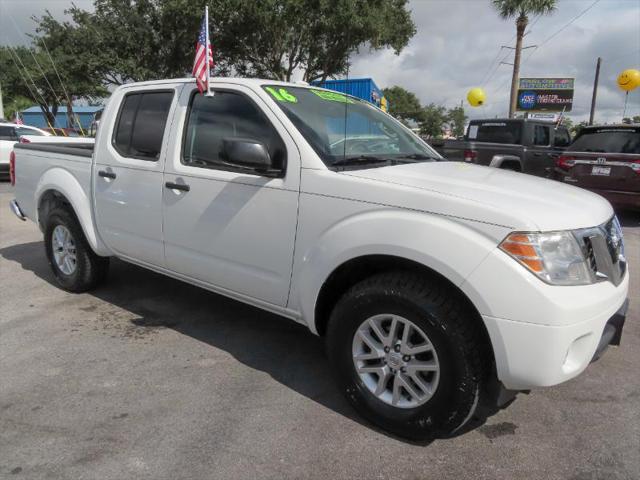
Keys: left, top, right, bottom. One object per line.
{"left": 5, "top": 46, "right": 59, "bottom": 128}
{"left": 524, "top": 0, "right": 602, "bottom": 62}
{"left": 481, "top": 13, "right": 540, "bottom": 89}
{"left": 40, "top": 37, "right": 87, "bottom": 135}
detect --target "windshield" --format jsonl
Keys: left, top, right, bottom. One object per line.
{"left": 570, "top": 129, "right": 640, "bottom": 154}
{"left": 16, "top": 127, "right": 46, "bottom": 137}
{"left": 263, "top": 85, "right": 439, "bottom": 168}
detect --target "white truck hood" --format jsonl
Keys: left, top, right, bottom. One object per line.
{"left": 340, "top": 161, "right": 613, "bottom": 232}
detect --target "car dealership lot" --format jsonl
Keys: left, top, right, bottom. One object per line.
{"left": 0, "top": 182, "right": 638, "bottom": 480}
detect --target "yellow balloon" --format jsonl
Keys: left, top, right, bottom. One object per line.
{"left": 467, "top": 88, "right": 486, "bottom": 107}
{"left": 617, "top": 69, "right": 640, "bottom": 92}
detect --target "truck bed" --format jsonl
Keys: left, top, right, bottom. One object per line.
{"left": 13, "top": 142, "right": 95, "bottom": 224}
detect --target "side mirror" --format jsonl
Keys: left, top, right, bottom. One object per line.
{"left": 222, "top": 138, "right": 271, "bottom": 170}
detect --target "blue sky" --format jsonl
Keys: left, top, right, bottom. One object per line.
{"left": 1, "top": 0, "right": 639, "bottom": 123}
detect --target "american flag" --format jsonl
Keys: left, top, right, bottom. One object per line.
{"left": 192, "top": 13, "right": 213, "bottom": 93}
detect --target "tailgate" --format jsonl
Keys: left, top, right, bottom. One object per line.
{"left": 562, "top": 154, "right": 640, "bottom": 192}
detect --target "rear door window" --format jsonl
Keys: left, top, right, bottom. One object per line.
{"left": 112, "top": 91, "right": 174, "bottom": 160}
{"left": 534, "top": 125, "right": 550, "bottom": 146}
{"left": 570, "top": 129, "right": 640, "bottom": 154}
{"left": 470, "top": 122, "right": 522, "bottom": 144}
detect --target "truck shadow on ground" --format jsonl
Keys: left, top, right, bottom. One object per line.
{"left": 1, "top": 240, "right": 500, "bottom": 444}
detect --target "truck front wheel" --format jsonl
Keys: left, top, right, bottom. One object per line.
{"left": 44, "top": 207, "right": 109, "bottom": 292}
{"left": 326, "top": 272, "right": 487, "bottom": 440}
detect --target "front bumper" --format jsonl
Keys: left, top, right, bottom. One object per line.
{"left": 462, "top": 243, "right": 629, "bottom": 391}
{"left": 482, "top": 296, "right": 628, "bottom": 390}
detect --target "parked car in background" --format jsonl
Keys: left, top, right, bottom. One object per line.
{"left": 553, "top": 124, "right": 640, "bottom": 210}
{"left": 431, "top": 118, "right": 571, "bottom": 177}
{"left": 0, "top": 123, "right": 50, "bottom": 180}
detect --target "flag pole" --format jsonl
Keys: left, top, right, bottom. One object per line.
{"left": 204, "top": 5, "right": 213, "bottom": 97}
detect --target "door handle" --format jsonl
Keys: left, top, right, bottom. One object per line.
{"left": 165, "top": 181, "right": 190, "bottom": 192}
{"left": 98, "top": 170, "right": 116, "bottom": 179}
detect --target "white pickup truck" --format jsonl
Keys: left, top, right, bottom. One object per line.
{"left": 10, "top": 78, "right": 629, "bottom": 439}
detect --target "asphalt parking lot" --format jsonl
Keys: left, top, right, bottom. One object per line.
{"left": 0, "top": 182, "right": 638, "bottom": 480}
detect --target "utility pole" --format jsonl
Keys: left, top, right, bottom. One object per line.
{"left": 589, "top": 57, "right": 601, "bottom": 125}
{"left": 0, "top": 81, "right": 5, "bottom": 120}
{"left": 501, "top": 44, "right": 536, "bottom": 119}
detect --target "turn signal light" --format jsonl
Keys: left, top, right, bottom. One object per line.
{"left": 556, "top": 155, "right": 576, "bottom": 171}
{"left": 9, "top": 150, "right": 16, "bottom": 186}
{"left": 499, "top": 233, "right": 544, "bottom": 273}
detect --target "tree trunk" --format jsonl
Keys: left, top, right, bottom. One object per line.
{"left": 509, "top": 15, "right": 528, "bottom": 118}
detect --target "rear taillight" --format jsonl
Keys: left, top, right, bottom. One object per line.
{"left": 9, "top": 150, "right": 16, "bottom": 186}
{"left": 463, "top": 149, "right": 477, "bottom": 162}
{"left": 556, "top": 155, "right": 576, "bottom": 170}
{"left": 631, "top": 159, "right": 640, "bottom": 175}
{"left": 19, "top": 137, "right": 31, "bottom": 144}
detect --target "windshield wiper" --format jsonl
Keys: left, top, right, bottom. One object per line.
{"left": 332, "top": 155, "right": 392, "bottom": 167}
{"left": 394, "top": 153, "right": 437, "bottom": 161}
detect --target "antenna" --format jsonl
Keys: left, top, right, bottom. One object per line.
{"left": 342, "top": 45, "right": 350, "bottom": 161}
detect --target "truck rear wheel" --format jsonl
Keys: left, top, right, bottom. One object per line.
{"left": 326, "top": 271, "right": 487, "bottom": 440}
{"left": 44, "top": 207, "right": 109, "bottom": 292}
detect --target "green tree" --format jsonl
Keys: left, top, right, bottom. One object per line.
{"left": 492, "top": 0, "right": 557, "bottom": 118}
{"left": 419, "top": 104, "right": 448, "bottom": 138}
{"left": 3, "top": 95, "right": 31, "bottom": 122}
{"left": 447, "top": 105, "right": 468, "bottom": 138}
{"left": 36, "top": 0, "right": 416, "bottom": 85}
{"left": 633, "top": 115, "right": 640, "bottom": 124}
{"left": 0, "top": 45, "right": 106, "bottom": 128}
{"left": 382, "top": 86, "right": 424, "bottom": 125}
{"left": 570, "top": 120, "right": 588, "bottom": 137}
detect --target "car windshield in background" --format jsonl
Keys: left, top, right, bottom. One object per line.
{"left": 468, "top": 122, "right": 522, "bottom": 144}
{"left": 570, "top": 128, "right": 640, "bottom": 154}
{"left": 16, "top": 128, "right": 46, "bottom": 137}
{"left": 262, "top": 85, "right": 438, "bottom": 168}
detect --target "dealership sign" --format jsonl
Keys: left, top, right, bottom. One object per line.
{"left": 517, "top": 78, "right": 574, "bottom": 112}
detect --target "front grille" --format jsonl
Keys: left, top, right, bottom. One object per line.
{"left": 576, "top": 216, "right": 626, "bottom": 286}
{"left": 583, "top": 237, "right": 598, "bottom": 274}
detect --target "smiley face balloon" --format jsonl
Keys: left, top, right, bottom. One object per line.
{"left": 467, "top": 88, "right": 486, "bottom": 107}
{"left": 617, "top": 69, "right": 640, "bottom": 92}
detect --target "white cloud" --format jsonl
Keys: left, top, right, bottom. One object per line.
{"left": 350, "top": 0, "right": 640, "bottom": 123}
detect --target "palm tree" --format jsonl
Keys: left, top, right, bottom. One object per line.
{"left": 492, "top": 0, "right": 557, "bottom": 118}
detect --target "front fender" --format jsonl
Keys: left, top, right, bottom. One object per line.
{"left": 291, "top": 208, "right": 503, "bottom": 333}
{"left": 35, "top": 167, "right": 111, "bottom": 256}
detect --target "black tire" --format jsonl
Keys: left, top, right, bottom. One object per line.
{"left": 44, "top": 206, "right": 109, "bottom": 292}
{"left": 326, "top": 271, "right": 487, "bottom": 440}
{"left": 500, "top": 162, "right": 521, "bottom": 172}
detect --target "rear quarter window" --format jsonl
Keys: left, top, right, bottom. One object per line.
{"left": 570, "top": 129, "right": 640, "bottom": 154}
{"left": 468, "top": 122, "right": 522, "bottom": 144}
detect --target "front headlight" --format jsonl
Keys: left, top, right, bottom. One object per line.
{"left": 499, "top": 231, "right": 592, "bottom": 286}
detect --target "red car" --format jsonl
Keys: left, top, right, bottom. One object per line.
{"left": 554, "top": 125, "right": 640, "bottom": 210}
